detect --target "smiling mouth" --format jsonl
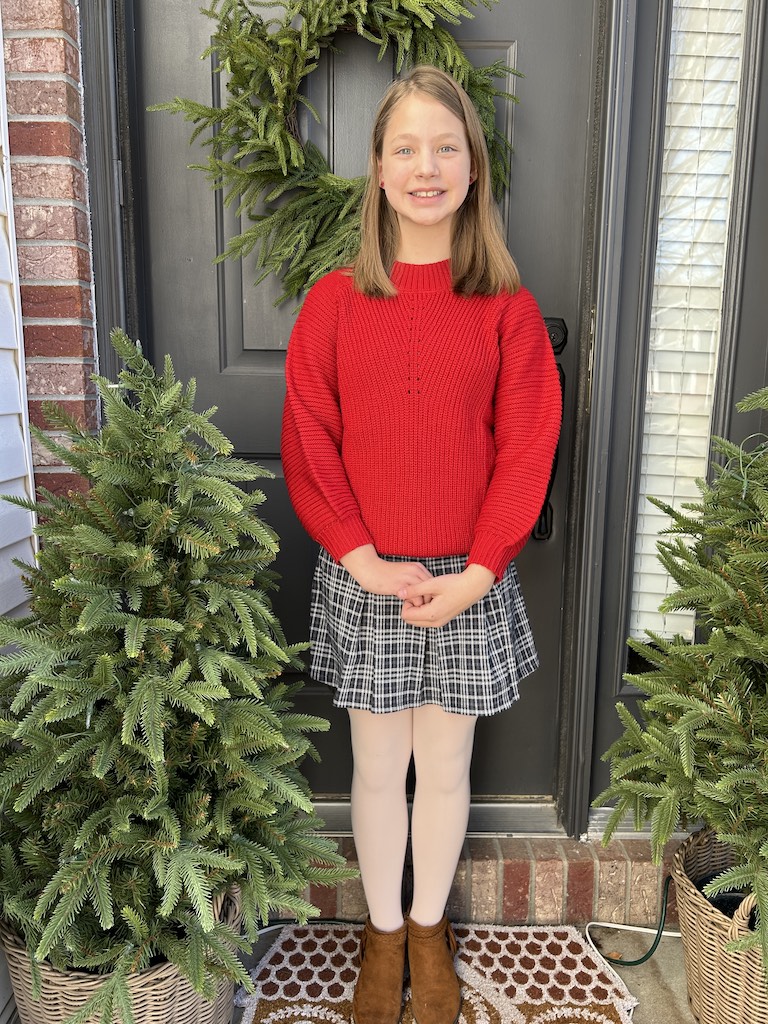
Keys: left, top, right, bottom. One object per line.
{"left": 410, "top": 190, "right": 444, "bottom": 198}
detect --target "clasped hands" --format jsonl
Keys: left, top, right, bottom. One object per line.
{"left": 339, "top": 545, "right": 495, "bottom": 628}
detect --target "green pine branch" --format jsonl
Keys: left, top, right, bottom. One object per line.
{"left": 594, "top": 388, "right": 768, "bottom": 979}
{"left": 0, "top": 329, "right": 355, "bottom": 1024}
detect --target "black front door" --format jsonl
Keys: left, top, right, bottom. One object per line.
{"left": 121, "top": 0, "right": 598, "bottom": 818}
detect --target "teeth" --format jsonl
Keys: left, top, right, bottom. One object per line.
{"left": 412, "top": 190, "right": 442, "bottom": 197}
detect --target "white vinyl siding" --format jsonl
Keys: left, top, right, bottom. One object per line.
{"left": 630, "top": 0, "right": 747, "bottom": 640}
{"left": 0, "top": 20, "right": 35, "bottom": 623}
{"left": 0, "top": 14, "right": 29, "bottom": 1018}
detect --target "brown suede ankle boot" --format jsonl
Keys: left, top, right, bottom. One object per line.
{"left": 352, "top": 917, "right": 407, "bottom": 1024}
{"left": 406, "top": 915, "right": 462, "bottom": 1024}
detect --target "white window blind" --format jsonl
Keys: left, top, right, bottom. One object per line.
{"left": 629, "top": 0, "right": 746, "bottom": 640}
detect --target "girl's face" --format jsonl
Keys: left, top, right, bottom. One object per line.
{"left": 377, "top": 92, "right": 474, "bottom": 254}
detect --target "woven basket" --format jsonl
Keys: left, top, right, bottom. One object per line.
{"left": 672, "top": 829, "right": 768, "bottom": 1024}
{"left": 0, "top": 888, "right": 241, "bottom": 1024}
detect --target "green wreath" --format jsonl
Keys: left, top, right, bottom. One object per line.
{"left": 158, "top": 0, "right": 519, "bottom": 303}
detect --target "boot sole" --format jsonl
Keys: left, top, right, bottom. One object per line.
{"left": 351, "top": 1015, "right": 404, "bottom": 1024}
{"left": 352, "top": 999, "right": 405, "bottom": 1024}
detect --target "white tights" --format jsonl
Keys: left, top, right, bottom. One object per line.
{"left": 348, "top": 705, "right": 477, "bottom": 933}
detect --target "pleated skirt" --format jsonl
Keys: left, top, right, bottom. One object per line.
{"left": 309, "top": 548, "right": 539, "bottom": 716}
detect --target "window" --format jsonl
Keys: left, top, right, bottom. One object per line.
{"left": 630, "top": 0, "right": 747, "bottom": 640}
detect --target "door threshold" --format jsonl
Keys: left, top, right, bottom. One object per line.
{"left": 313, "top": 800, "right": 563, "bottom": 837}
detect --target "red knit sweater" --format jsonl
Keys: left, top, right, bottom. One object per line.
{"left": 281, "top": 259, "right": 562, "bottom": 580}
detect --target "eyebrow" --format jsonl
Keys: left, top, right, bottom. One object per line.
{"left": 389, "top": 132, "right": 462, "bottom": 143}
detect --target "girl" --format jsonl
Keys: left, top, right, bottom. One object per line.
{"left": 281, "top": 65, "right": 561, "bottom": 1024}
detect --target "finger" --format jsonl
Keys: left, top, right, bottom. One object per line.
{"left": 397, "top": 579, "right": 438, "bottom": 601}
{"left": 401, "top": 602, "right": 442, "bottom": 625}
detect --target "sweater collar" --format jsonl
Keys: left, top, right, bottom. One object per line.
{"left": 390, "top": 259, "right": 453, "bottom": 293}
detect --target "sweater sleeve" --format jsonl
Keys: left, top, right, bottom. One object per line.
{"left": 467, "top": 288, "right": 562, "bottom": 579}
{"left": 280, "top": 272, "right": 375, "bottom": 560}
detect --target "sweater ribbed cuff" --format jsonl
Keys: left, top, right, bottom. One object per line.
{"left": 318, "top": 516, "right": 375, "bottom": 563}
{"left": 467, "top": 530, "right": 528, "bottom": 581}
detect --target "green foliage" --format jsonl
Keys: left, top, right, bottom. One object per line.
{"left": 152, "top": 0, "right": 519, "bottom": 302}
{"left": 0, "top": 329, "right": 353, "bottom": 1023}
{"left": 594, "top": 387, "right": 768, "bottom": 974}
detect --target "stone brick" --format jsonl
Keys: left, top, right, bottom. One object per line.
{"left": 469, "top": 838, "right": 499, "bottom": 923}
{"left": 3, "top": 36, "right": 80, "bottom": 79}
{"left": 308, "top": 882, "right": 338, "bottom": 920}
{"left": 0, "top": 0, "right": 77, "bottom": 35}
{"left": 500, "top": 838, "right": 531, "bottom": 924}
{"left": 25, "top": 360, "right": 96, "bottom": 397}
{"left": 21, "top": 283, "right": 92, "bottom": 319}
{"left": 23, "top": 323, "right": 95, "bottom": 358}
{"left": 338, "top": 875, "right": 368, "bottom": 921}
{"left": 7, "top": 79, "right": 81, "bottom": 120}
{"left": 564, "top": 841, "right": 596, "bottom": 925}
{"left": 28, "top": 396, "right": 98, "bottom": 432}
{"left": 17, "top": 243, "right": 91, "bottom": 282}
{"left": 624, "top": 840, "right": 661, "bottom": 926}
{"left": 595, "top": 840, "right": 628, "bottom": 924}
{"left": 446, "top": 842, "right": 469, "bottom": 922}
{"left": 339, "top": 837, "right": 357, "bottom": 860}
{"left": 531, "top": 840, "right": 565, "bottom": 924}
{"left": 12, "top": 162, "right": 87, "bottom": 203}
{"left": 8, "top": 121, "right": 84, "bottom": 161}
{"left": 30, "top": 431, "right": 71, "bottom": 468}
{"left": 666, "top": 875, "right": 680, "bottom": 926}
{"left": 34, "top": 468, "right": 90, "bottom": 497}
{"left": 663, "top": 839, "right": 683, "bottom": 926}
{"left": 15, "top": 202, "right": 89, "bottom": 243}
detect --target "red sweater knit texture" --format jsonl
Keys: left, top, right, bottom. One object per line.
{"left": 281, "top": 259, "right": 562, "bottom": 580}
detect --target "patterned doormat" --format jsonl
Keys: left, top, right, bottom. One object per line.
{"left": 235, "top": 922, "right": 638, "bottom": 1023}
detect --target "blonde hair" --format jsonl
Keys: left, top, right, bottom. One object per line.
{"left": 353, "top": 65, "right": 520, "bottom": 298}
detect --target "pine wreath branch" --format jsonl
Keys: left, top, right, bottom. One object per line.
{"left": 154, "top": 0, "right": 519, "bottom": 302}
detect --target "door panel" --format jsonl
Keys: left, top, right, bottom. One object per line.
{"left": 128, "top": 0, "right": 596, "bottom": 802}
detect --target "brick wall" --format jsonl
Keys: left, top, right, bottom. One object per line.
{"left": 2, "top": 0, "right": 96, "bottom": 496}
{"left": 306, "top": 838, "right": 682, "bottom": 929}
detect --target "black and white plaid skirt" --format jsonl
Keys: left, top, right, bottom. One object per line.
{"left": 309, "top": 548, "right": 539, "bottom": 716}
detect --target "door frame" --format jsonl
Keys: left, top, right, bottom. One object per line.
{"left": 585, "top": 0, "right": 768, "bottom": 838}
{"left": 83, "top": 0, "right": 614, "bottom": 837}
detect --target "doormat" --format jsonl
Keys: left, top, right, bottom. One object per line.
{"left": 235, "top": 922, "right": 638, "bottom": 1023}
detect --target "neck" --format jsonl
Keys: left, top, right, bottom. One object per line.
{"left": 395, "top": 220, "right": 452, "bottom": 264}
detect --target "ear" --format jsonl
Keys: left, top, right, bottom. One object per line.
{"left": 377, "top": 157, "right": 384, "bottom": 182}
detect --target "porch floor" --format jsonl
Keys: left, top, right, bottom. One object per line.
{"left": 231, "top": 836, "right": 698, "bottom": 1023}
{"left": 232, "top": 925, "right": 694, "bottom": 1024}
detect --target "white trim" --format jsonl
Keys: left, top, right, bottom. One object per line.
{"left": 0, "top": 12, "right": 38, "bottom": 592}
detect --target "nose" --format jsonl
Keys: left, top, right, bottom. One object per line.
{"left": 415, "top": 150, "right": 438, "bottom": 176}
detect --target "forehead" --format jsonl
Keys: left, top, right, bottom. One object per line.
{"left": 384, "top": 92, "right": 467, "bottom": 139}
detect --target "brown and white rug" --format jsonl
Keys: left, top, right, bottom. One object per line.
{"left": 235, "top": 922, "right": 638, "bottom": 1023}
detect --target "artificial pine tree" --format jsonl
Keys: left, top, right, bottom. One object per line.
{"left": 595, "top": 387, "right": 768, "bottom": 973}
{"left": 0, "top": 330, "right": 352, "bottom": 1024}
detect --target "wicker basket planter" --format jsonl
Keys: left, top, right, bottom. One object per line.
{"left": 672, "top": 829, "right": 768, "bottom": 1024}
{"left": 0, "top": 889, "right": 241, "bottom": 1024}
